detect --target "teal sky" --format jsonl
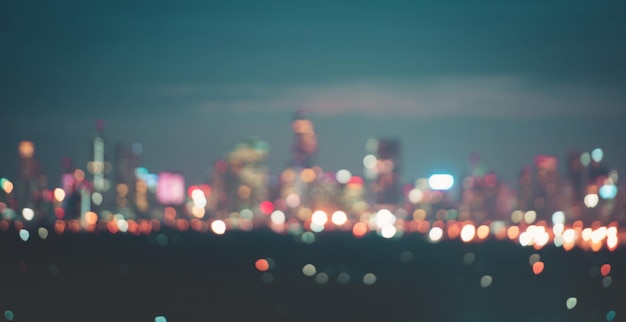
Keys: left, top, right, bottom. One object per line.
{"left": 1, "top": 0, "right": 625, "bottom": 185}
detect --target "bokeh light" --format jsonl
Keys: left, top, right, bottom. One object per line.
{"left": 255, "top": 259, "right": 270, "bottom": 272}
{"left": 601, "top": 264, "right": 611, "bottom": 276}
{"left": 429, "top": 227, "right": 443, "bottom": 242}
{"left": 584, "top": 194, "right": 599, "bottom": 208}
{"left": 331, "top": 211, "right": 347, "bottom": 226}
{"left": 480, "top": 275, "right": 492, "bottom": 288}
{"left": 428, "top": 174, "right": 454, "bottom": 190}
{"left": 311, "top": 210, "right": 328, "bottom": 226}
{"left": 302, "top": 264, "right": 317, "bottom": 277}
{"left": 591, "top": 148, "right": 603, "bottom": 162}
{"left": 566, "top": 297, "right": 577, "bottom": 310}
{"left": 211, "top": 220, "right": 226, "bottom": 235}
{"left": 363, "top": 273, "right": 377, "bottom": 285}
{"left": 19, "top": 229, "right": 29, "bottom": 242}
{"left": 532, "top": 261, "right": 545, "bottom": 275}
{"left": 460, "top": 224, "right": 476, "bottom": 243}
{"left": 3, "top": 310, "right": 14, "bottom": 321}
{"left": 315, "top": 272, "right": 329, "bottom": 285}
{"left": 22, "top": 208, "right": 34, "bottom": 221}
{"left": 336, "top": 169, "right": 352, "bottom": 184}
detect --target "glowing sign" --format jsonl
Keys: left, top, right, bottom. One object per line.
{"left": 599, "top": 185, "right": 618, "bottom": 199}
{"left": 156, "top": 172, "right": 185, "bottom": 205}
{"left": 428, "top": 174, "right": 454, "bottom": 190}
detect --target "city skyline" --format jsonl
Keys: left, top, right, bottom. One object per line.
{"left": 1, "top": 113, "right": 623, "bottom": 188}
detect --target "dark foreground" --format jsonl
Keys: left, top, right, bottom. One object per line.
{"left": 0, "top": 229, "right": 623, "bottom": 322}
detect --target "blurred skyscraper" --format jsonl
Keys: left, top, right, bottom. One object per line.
{"left": 364, "top": 138, "right": 401, "bottom": 206}
{"left": 16, "top": 141, "right": 45, "bottom": 213}
{"left": 88, "top": 120, "right": 112, "bottom": 212}
{"left": 113, "top": 142, "right": 141, "bottom": 217}
{"left": 516, "top": 156, "right": 562, "bottom": 223}
{"left": 290, "top": 108, "right": 318, "bottom": 168}
{"left": 209, "top": 139, "right": 270, "bottom": 217}
{"left": 460, "top": 154, "right": 503, "bottom": 223}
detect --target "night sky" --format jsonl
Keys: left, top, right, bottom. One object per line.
{"left": 2, "top": 0, "right": 625, "bottom": 186}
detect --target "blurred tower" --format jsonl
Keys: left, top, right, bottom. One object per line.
{"left": 89, "top": 120, "right": 111, "bottom": 195}
{"left": 209, "top": 139, "right": 270, "bottom": 215}
{"left": 16, "top": 141, "right": 43, "bottom": 210}
{"left": 517, "top": 166, "right": 534, "bottom": 212}
{"left": 534, "top": 155, "right": 561, "bottom": 221}
{"left": 290, "top": 108, "right": 318, "bottom": 168}
{"left": 364, "top": 138, "right": 401, "bottom": 206}
{"left": 517, "top": 156, "right": 561, "bottom": 222}
{"left": 228, "top": 138, "right": 270, "bottom": 209}
{"left": 114, "top": 142, "right": 141, "bottom": 215}
{"left": 460, "top": 154, "right": 501, "bottom": 222}
{"left": 566, "top": 150, "right": 586, "bottom": 203}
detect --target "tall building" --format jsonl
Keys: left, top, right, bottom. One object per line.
{"left": 290, "top": 108, "right": 318, "bottom": 168}
{"left": 460, "top": 154, "right": 502, "bottom": 223}
{"left": 210, "top": 139, "right": 270, "bottom": 215}
{"left": 566, "top": 149, "right": 586, "bottom": 203}
{"left": 16, "top": 141, "right": 44, "bottom": 211}
{"left": 364, "top": 138, "right": 401, "bottom": 206}
{"left": 113, "top": 142, "right": 141, "bottom": 216}
{"left": 88, "top": 120, "right": 113, "bottom": 198}
{"left": 517, "top": 156, "right": 561, "bottom": 222}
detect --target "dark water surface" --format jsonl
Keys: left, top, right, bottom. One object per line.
{"left": 1, "top": 229, "right": 623, "bottom": 322}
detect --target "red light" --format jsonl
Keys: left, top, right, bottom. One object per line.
{"left": 54, "top": 207, "right": 65, "bottom": 219}
{"left": 348, "top": 176, "right": 364, "bottom": 186}
{"left": 259, "top": 201, "right": 274, "bottom": 215}
{"left": 352, "top": 222, "right": 368, "bottom": 238}
{"left": 532, "top": 261, "right": 545, "bottom": 275}
{"left": 187, "top": 185, "right": 199, "bottom": 197}
{"left": 199, "top": 184, "right": 212, "bottom": 196}
{"left": 601, "top": 264, "right": 611, "bottom": 276}
{"left": 255, "top": 259, "right": 270, "bottom": 272}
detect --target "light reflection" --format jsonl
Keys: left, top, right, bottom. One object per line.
{"left": 566, "top": 297, "right": 577, "bottom": 310}
{"left": 606, "top": 310, "right": 616, "bottom": 322}
{"left": 480, "top": 275, "right": 492, "bottom": 288}
{"left": 3, "top": 310, "right": 14, "bottom": 321}
{"left": 363, "top": 273, "right": 377, "bottom": 285}
{"left": 22, "top": 208, "right": 34, "bottom": 221}
{"left": 315, "top": 272, "right": 329, "bottom": 285}
{"left": 38, "top": 227, "right": 48, "bottom": 240}
{"left": 463, "top": 252, "right": 475, "bottom": 266}
{"left": 337, "top": 272, "right": 350, "bottom": 285}
{"left": 255, "top": 259, "right": 270, "bottom": 272}
{"left": 19, "top": 229, "right": 29, "bottom": 242}
{"left": 302, "top": 264, "right": 317, "bottom": 276}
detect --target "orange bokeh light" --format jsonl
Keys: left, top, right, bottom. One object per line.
{"left": 85, "top": 212, "right": 98, "bottom": 225}
{"left": 255, "top": 259, "right": 270, "bottom": 272}
{"left": 352, "top": 222, "right": 368, "bottom": 238}
{"left": 507, "top": 226, "right": 520, "bottom": 240}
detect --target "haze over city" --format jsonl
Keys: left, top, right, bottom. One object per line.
{"left": 2, "top": 0, "right": 626, "bottom": 186}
